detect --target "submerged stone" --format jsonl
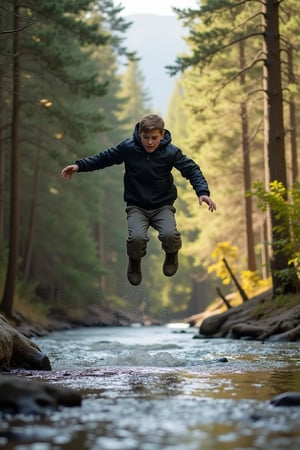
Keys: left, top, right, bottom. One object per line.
{"left": 270, "top": 392, "right": 300, "bottom": 407}
{"left": 0, "top": 375, "right": 81, "bottom": 414}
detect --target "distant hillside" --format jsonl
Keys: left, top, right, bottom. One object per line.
{"left": 123, "top": 14, "right": 188, "bottom": 115}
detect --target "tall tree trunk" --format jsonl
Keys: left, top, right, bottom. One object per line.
{"left": 0, "top": 0, "right": 3, "bottom": 238}
{"left": 263, "top": 0, "right": 293, "bottom": 295}
{"left": 260, "top": 218, "right": 269, "bottom": 280}
{"left": 93, "top": 215, "right": 106, "bottom": 292}
{"left": 1, "top": 0, "right": 20, "bottom": 317}
{"left": 23, "top": 129, "right": 41, "bottom": 281}
{"left": 287, "top": 44, "right": 298, "bottom": 184}
{"left": 262, "top": 14, "right": 272, "bottom": 282}
{"left": 239, "top": 40, "right": 256, "bottom": 272}
{"left": 0, "top": 76, "right": 4, "bottom": 239}
{"left": 98, "top": 221, "right": 106, "bottom": 292}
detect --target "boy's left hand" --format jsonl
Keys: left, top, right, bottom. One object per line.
{"left": 199, "top": 195, "right": 216, "bottom": 212}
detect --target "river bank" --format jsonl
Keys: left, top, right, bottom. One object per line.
{"left": 187, "top": 290, "right": 300, "bottom": 342}
{"left": 0, "top": 302, "right": 158, "bottom": 372}
{"left": 7, "top": 289, "right": 300, "bottom": 342}
{"left": 10, "top": 302, "right": 161, "bottom": 339}
{"left": 2, "top": 288, "right": 300, "bottom": 374}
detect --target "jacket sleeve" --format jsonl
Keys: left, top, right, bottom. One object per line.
{"left": 75, "top": 141, "right": 126, "bottom": 172}
{"left": 173, "top": 148, "right": 210, "bottom": 197}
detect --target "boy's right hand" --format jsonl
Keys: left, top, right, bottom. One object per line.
{"left": 61, "top": 164, "right": 79, "bottom": 180}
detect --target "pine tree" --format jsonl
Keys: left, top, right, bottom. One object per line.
{"left": 169, "top": 0, "right": 299, "bottom": 295}
{"left": 0, "top": 0, "right": 135, "bottom": 315}
{"left": 118, "top": 60, "right": 152, "bottom": 133}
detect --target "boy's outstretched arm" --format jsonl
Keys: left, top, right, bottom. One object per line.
{"left": 61, "top": 164, "right": 79, "bottom": 180}
{"left": 199, "top": 195, "right": 216, "bottom": 212}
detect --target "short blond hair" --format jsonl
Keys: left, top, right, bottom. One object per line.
{"left": 139, "top": 114, "right": 164, "bottom": 133}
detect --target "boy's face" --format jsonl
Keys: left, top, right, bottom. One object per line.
{"left": 139, "top": 129, "right": 165, "bottom": 153}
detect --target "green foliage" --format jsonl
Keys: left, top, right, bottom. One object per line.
{"left": 117, "top": 60, "right": 152, "bottom": 131}
{"left": 168, "top": 0, "right": 261, "bottom": 75}
{"left": 0, "top": 241, "right": 49, "bottom": 320}
{"left": 2, "top": 0, "right": 299, "bottom": 320}
{"left": 1, "top": 0, "right": 138, "bottom": 313}
{"left": 208, "top": 241, "right": 271, "bottom": 297}
{"left": 166, "top": 0, "right": 300, "bottom": 299}
{"left": 240, "top": 270, "right": 270, "bottom": 298}
{"left": 250, "top": 181, "right": 300, "bottom": 286}
{"left": 14, "top": 279, "right": 50, "bottom": 322}
{"left": 208, "top": 242, "right": 238, "bottom": 285}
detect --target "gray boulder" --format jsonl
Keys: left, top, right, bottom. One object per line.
{"left": 0, "top": 375, "right": 81, "bottom": 414}
{"left": 0, "top": 314, "right": 51, "bottom": 370}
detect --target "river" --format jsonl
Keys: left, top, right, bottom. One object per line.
{"left": 2, "top": 324, "right": 300, "bottom": 450}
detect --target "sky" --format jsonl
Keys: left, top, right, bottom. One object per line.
{"left": 119, "top": 1, "right": 199, "bottom": 114}
{"left": 120, "top": 0, "right": 198, "bottom": 16}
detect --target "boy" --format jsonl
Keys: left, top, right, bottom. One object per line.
{"left": 61, "top": 114, "right": 216, "bottom": 286}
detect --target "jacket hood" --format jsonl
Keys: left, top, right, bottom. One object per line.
{"left": 133, "top": 122, "right": 172, "bottom": 149}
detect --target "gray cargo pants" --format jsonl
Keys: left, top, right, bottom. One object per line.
{"left": 126, "top": 205, "right": 182, "bottom": 259}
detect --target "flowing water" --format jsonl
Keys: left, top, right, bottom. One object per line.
{"left": 2, "top": 324, "right": 300, "bottom": 450}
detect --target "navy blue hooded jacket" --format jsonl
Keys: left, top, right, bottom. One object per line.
{"left": 75, "top": 123, "right": 210, "bottom": 210}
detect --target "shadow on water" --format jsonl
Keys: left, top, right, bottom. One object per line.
{"left": 1, "top": 326, "right": 300, "bottom": 450}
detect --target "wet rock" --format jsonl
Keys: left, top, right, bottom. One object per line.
{"left": 270, "top": 392, "right": 300, "bottom": 407}
{"left": 231, "top": 323, "right": 263, "bottom": 339}
{"left": 0, "top": 315, "right": 51, "bottom": 371}
{"left": 0, "top": 375, "right": 81, "bottom": 414}
{"left": 267, "top": 324, "right": 300, "bottom": 342}
{"left": 198, "top": 294, "right": 300, "bottom": 342}
{"left": 216, "top": 357, "right": 228, "bottom": 363}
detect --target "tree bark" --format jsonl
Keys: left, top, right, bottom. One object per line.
{"left": 0, "top": 75, "right": 4, "bottom": 239}
{"left": 216, "top": 287, "right": 232, "bottom": 309}
{"left": 223, "top": 257, "right": 249, "bottom": 302}
{"left": 1, "top": 0, "right": 20, "bottom": 316}
{"left": 239, "top": 40, "right": 256, "bottom": 271}
{"left": 23, "top": 129, "right": 41, "bottom": 281}
{"left": 0, "top": 0, "right": 4, "bottom": 238}
{"left": 287, "top": 44, "right": 298, "bottom": 184}
{"left": 263, "top": 0, "right": 293, "bottom": 294}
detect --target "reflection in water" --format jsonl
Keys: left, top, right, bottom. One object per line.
{"left": 182, "top": 369, "right": 300, "bottom": 401}
{"left": 2, "top": 326, "right": 300, "bottom": 450}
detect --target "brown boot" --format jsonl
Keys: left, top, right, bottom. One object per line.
{"left": 127, "top": 258, "right": 142, "bottom": 286}
{"left": 163, "top": 251, "right": 179, "bottom": 277}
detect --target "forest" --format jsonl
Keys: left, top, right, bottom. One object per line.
{"left": 0, "top": 0, "right": 299, "bottom": 325}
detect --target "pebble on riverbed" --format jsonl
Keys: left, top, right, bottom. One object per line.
{"left": 216, "top": 357, "right": 228, "bottom": 363}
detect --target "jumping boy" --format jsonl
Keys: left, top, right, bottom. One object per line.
{"left": 61, "top": 114, "right": 216, "bottom": 286}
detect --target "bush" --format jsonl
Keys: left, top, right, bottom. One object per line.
{"left": 250, "top": 180, "right": 300, "bottom": 287}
